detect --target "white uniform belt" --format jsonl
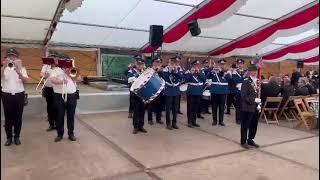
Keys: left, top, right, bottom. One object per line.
{"left": 166, "top": 82, "right": 180, "bottom": 87}
{"left": 188, "top": 82, "right": 203, "bottom": 86}
{"left": 211, "top": 82, "right": 228, "bottom": 85}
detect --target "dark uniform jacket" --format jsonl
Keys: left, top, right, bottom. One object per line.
{"left": 160, "top": 67, "right": 183, "bottom": 96}
{"left": 241, "top": 77, "right": 258, "bottom": 113}
{"left": 261, "top": 81, "right": 281, "bottom": 105}
{"left": 184, "top": 70, "right": 206, "bottom": 96}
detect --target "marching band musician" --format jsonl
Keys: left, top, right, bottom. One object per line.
{"left": 49, "top": 54, "right": 82, "bottom": 142}
{"left": 1, "top": 48, "right": 29, "bottom": 146}
{"left": 184, "top": 60, "right": 207, "bottom": 128}
{"left": 41, "top": 52, "right": 58, "bottom": 131}
{"left": 197, "top": 60, "right": 211, "bottom": 118}
{"left": 226, "top": 59, "right": 246, "bottom": 124}
{"left": 126, "top": 56, "right": 147, "bottom": 134}
{"left": 126, "top": 63, "right": 135, "bottom": 118}
{"left": 161, "top": 56, "right": 183, "bottom": 130}
{"left": 207, "top": 59, "right": 231, "bottom": 126}
{"left": 147, "top": 57, "right": 164, "bottom": 125}
{"left": 240, "top": 64, "right": 261, "bottom": 149}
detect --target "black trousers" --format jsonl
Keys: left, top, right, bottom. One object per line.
{"left": 128, "top": 92, "right": 134, "bottom": 114}
{"left": 240, "top": 111, "right": 259, "bottom": 144}
{"left": 226, "top": 93, "right": 235, "bottom": 113}
{"left": 187, "top": 95, "right": 201, "bottom": 125}
{"left": 211, "top": 94, "right": 226, "bottom": 123}
{"left": 165, "top": 95, "right": 179, "bottom": 126}
{"left": 177, "top": 95, "right": 182, "bottom": 112}
{"left": 2, "top": 92, "right": 25, "bottom": 139}
{"left": 132, "top": 94, "right": 145, "bottom": 129}
{"left": 54, "top": 93, "right": 77, "bottom": 137}
{"left": 198, "top": 98, "right": 210, "bottom": 114}
{"left": 148, "top": 94, "right": 162, "bottom": 122}
{"left": 43, "top": 87, "right": 56, "bottom": 127}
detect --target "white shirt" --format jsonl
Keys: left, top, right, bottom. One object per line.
{"left": 1, "top": 67, "right": 28, "bottom": 95}
{"left": 40, "top": 65, "right": 53, "bottom": 87}
{"left": 50, "top": 67, "right": 77, "bottom": 94}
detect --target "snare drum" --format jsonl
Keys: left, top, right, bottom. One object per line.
{"left": 130, "top": 68, "right": 165, "bottom": 104}
{"left": 179, "top": 84, "right": 188, "bottom": 92}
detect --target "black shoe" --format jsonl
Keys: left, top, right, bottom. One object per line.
{"left": 236, "top": 120, "right": 241, "bottom": 125}
{"left": 219, "top": 122, "right": 225, "bottom": 126}
{"left": 247, "top": 140, "right": 259, "bottom": 148}
{"left": 46, "top": 126, "right": 56, "bottom": 132}
{"left": 156, "top": 120, "right": 164, "bottom": 124}
{"left": 166, "top": 125, "right": 173, "bottom": 130}
{"left": 172, "top": 124, "right": 179, "bottom": 129}
{"left": 128, "top": 113, "right": 133, "bottom": 118}
{"left": 192, "top": 123, "right": 200, "bottom": 127}
{"left": 197, "top": 115, "right": 204, "bottom": 119}
{"left": 148, "top": 121, "right": 154, "bottom": 125}
{"left": 54, "top": 136, "right": 63, "bottom": 142}
{"left": 133, "top": 129, "right": 139, "bottom": 134}
{"left": 139, "top": 128, "right": 147, "bottom": 133}
{"left": 241, "top": 143, "right": 250, "bottom": 149}
{"left": 14, "top": 138, "right": 21, "bottom": 145}
{"left": 68, "top": 135, "right": 77, "bottom": 141}
{"left": 5, "top": 139, "right": 12, "bottom": 146}
{"left": 188, "top": 124, "right": 194, "bottom": 128}
{"left": 178, "top": 111, "right": 183, "bottom": 115}
{"left": 212, "top": 121, "right": 217, "bottom": 126}
{"left": 225, "top": 112, "right": 231, "bottom": 115}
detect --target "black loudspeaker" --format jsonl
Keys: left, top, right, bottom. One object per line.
{"left": 149, "top": 25, "right": 163, "bottom": 47}
{"left": 188, "top": 20, "right": 201, "bottom": 36}
{"left": 297, "top": 61, "right": 304, "bottom": 68}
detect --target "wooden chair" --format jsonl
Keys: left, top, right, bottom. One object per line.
{"left": 260, "top": 97, "right": 283, "bottom": 125}
{"left": 278, "top": 96, "right": 307, "bottom": 121}
{"left": 303, "top": 97, "right": 317, "bottom": 111}
{"left": 293, "top": 98, "right": 315, "bottom": 130}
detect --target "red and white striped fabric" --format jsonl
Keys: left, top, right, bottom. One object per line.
{"left": 304, "top": 55, "right": 319, "bottom": 65}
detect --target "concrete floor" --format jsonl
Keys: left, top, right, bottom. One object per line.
{"left": 1, "top": 105, "right": 319, "bottom": 180}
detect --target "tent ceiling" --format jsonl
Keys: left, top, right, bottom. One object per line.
{"left": 1, "top": 0, "right": 319, "bottom": 59}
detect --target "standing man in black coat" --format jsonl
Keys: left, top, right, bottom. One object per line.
{"left": 291, "top": 68, "right": 302, "bottom": 87}
{"left": 240, "top": 65, "right": 261, "bottom": 149}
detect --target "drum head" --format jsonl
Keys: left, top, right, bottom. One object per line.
{"left": 179, "top": 84, "right": 188, "bottom": 91}
{"left": 130, "top": 68, "right": 154, "bottom": 92}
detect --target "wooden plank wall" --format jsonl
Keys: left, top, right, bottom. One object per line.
{"left": 1, "top": 47, "right": 97, "bottom": 83}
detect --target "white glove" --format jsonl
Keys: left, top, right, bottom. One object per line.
{"left": 255, "top": 98, "right": 261, "bottom": 104}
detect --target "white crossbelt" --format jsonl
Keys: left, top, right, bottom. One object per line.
{"left": 166, "top": 82, "right": 180, "bottom": 87}
{"left": 188, "top": 82, "right": 203, "bottom": 86}
{"left": 211, "top": 82, "right": 228, "bottom": 85}
{"left": 236, "top": 83, "right": 242, "bottom": 90}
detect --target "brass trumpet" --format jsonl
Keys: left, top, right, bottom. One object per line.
{"left": 69, "top": 68, "right": 78, "bottom": 79}
{"left": 7, "top": 61, "right": 15, "bottom": 70}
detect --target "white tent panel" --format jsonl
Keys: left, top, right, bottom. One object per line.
{"left": 117, "top": 0, "right": 192, "bottom": 30}
{"left": 200, "top": 15, "right": 271, "bottom": 39}
{"left": 51, "top": 23, "right": 149, "bottom": 48}
{"left": 257, "top": 44, "right": 285, "bottom": 56}
{"left": 60, "top": 0, "right": 191, "bottom": 30}
{"left": 1, "top": 0, "right": 60, "bottom": 19}
{"left": 238, "top": 0, "right": 315, "bottom": 19}
{"left": 272, "top": 28, "right": 319, "bottom": 45}
{"left": 162, "top": 37, "right": 230, "bottom": 53}
{"left": 166, "top": 0, "right": 205, "bottom": 5}
{"left": 1, "top": 17, "right": 50, "bottom": 41}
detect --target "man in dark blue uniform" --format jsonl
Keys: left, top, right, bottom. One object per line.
{"left": 197, "top": 60, "right": 211, "bottom": 119}
{"left": 185, "top": 60, "right": 207, "bottom": 128}
{"left": 226, "top": 59, "right": 246, "bottom": 124}
{"left": 147, "top": 58, "right": 164, "bottom": 125}
{"left": 126, "top": 56, "right": 147, "bottom": 134}
{"left": 161, "top": 56, "right": 183, "bottom": 130}
{"left": 207, "top": 59, "right": 231, "bottom": 126}
{"left": 126, "top": 63, "right": 135, "bottom": 118}
{"left": 240, "top": 64, "right": 261, "bottom": 149}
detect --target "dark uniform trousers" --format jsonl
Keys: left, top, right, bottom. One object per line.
{"left": 148, "top": 94, "right": 162, "bottom": 122}
{"left": 54, "top": 93, "right": 77, "bottom": 137}
{"left": 198, "top": 98, "right": 210, "bottom": 114}
{"left": 211, "top": 94, "right": 226, "bottom": 123}
{"left": 240, "top": 111, "right": 259, "bottom": 144}
{"left": 2, "top": 92, "right": 25, "bottom": 139}
{"left": 132, "top": 94, "right": 145, "bottom": 129}
{"left": 165, "top": 96, "right": 179, "bottom": 126}
{"left": 43, "top": 87, "right": 56, "bottom": 127}
{"left": 128, "top": 92, "right": 134, "bottom": 114}
{"left": 227, "top": 93, "right": 241, "bottom": 122}
{"left": 187, "top": 95, "right": 201, "bottom": 125}
{"left": 177, "top": 95, "right": 182, "bottom": 112}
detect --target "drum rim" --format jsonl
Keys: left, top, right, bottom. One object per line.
{"left": 144, "top": 79, "right": 165, "bottom": 104}
{"left": 130, "top": 68, "right": 155, "bottom": 92}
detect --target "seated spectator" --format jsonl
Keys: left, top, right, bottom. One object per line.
{"left": 295, "top": 78, "right": 309, "bottom": 96}
{"left": 303, "top": 77, "right": 317, "bottom": 95}
{"left": 261, "top": 76, "right": 281, "bottom": 107}
{"left": 279, "top": 77, "right": 296, "bottom": 108}
{"left": 291, "top": 68, "right": 302, "bottom": 86}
